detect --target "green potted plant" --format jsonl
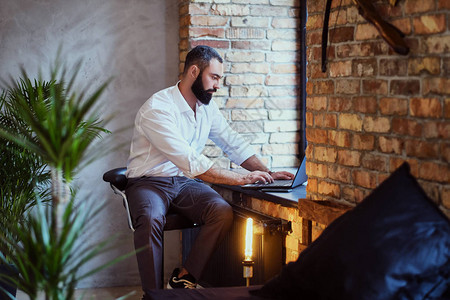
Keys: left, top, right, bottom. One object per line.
{"left": 0, "top": 85, "right": 51, "bottom": 299}
{"left": 0, "top": 57, "right": 134, "bottom": 300}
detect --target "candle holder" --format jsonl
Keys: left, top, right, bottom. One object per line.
{"left": 242, "top": 259, "right": 254, "bottom": 287}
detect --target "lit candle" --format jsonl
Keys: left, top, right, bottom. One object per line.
{"left": 244, "top": 218, "right": 253, "bottom": 261}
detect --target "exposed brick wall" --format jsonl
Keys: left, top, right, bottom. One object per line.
{"left": 179, "top": 0, "right": 302, "bottom": 169}
{"left": 306, "top": 0, "right": 450, "bottom": 217}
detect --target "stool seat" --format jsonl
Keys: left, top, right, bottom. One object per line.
{"left": 103, "top": 167, "right": 197, "bottom": 232}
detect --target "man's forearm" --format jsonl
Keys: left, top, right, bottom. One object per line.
{"left": 195, "top": 162, "right": 274, "bottom": 186}
{"left": 240, "top": 155, "right": 270, "bottom": 173}
{"left": 195, "top": 165, "right": 246, "bottom": 185}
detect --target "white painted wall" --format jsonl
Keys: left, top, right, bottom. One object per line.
{"left": 0, "top": 0, "right": 180, "bottom": 288}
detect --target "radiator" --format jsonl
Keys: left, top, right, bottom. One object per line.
{"left": 182, "top": 205, "right": 291, "bottom": 287}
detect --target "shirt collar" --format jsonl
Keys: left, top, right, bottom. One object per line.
{"left": 169, "top": 81, "right": 191, "bottom": 114}
{"left": 173, "top": 81, "right": 204, "bottom": 113}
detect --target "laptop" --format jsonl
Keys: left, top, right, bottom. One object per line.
{"left": 241, "top": 156, "right": 308, "bottom": 192}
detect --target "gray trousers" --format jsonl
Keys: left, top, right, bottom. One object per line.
{"left": 125, "top": 176, "right": 233, "bottom": 293}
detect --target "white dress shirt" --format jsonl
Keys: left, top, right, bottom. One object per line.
{"left": 126, "top": 83, "right": 255, "bottom": 178}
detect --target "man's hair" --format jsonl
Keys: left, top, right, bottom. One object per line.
{"left": 183, "top": 45, "right": 223, "bottom": 74}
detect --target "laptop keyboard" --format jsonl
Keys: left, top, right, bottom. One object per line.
{"left": 252, "top": 179, "right": 293, "bottom": 187}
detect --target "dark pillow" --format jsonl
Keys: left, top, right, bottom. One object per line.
{"left": 252, "top": 163, "right": 450, "bottom": 299}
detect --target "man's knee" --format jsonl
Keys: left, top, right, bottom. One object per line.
{"left": 134, "top": 211, "right": 166, "bottom": 235}
{"left": 208, "top": 200, "right": 233, "bottom": 228}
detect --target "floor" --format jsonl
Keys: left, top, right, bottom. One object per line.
{"left": 15, "top": 286, "right": 144, "bottom": 300}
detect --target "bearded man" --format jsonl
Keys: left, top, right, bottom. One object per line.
{"left": 125, "top": 45, "right": 293, "bottom": 297}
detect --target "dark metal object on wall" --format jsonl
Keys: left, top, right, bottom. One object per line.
{"left": 322, "top": 0, "right": 409, "bottom": 72}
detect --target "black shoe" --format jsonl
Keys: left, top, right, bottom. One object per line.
{"left": 167, "top": 268, "right": 197, "bottom": 289}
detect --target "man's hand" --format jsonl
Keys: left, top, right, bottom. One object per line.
{"left": 270, "top": 171, "right": 295, "bottom": 180}
{"left": 242, "top": 171, "right": 274, "bottom": 185}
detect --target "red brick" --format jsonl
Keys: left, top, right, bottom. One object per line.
{"left": 307, "top": 1, "right": 325, "bottom": 12}
{"left": 306, "top": 177, "right": 318, "bottom": 193}
{"left": 379, "top": 97, "right": 408, "bottom": 115}
{"left": 410, "top": 98, "right": 442, "bottom": 118}
{"left": 413, "top": 14, "right": 446, "bottom": 35}
{"left": 445, "top": 59, "right": 450, "bottom": 77}
{"left": 342, "top": 186, "right": 356, "bottom": 203}
{"left": 306, "top": 144, "right": 314, "bottom": 159}
{"left": 308, "top": 62, "right": 328, "bottom": 79}
{"left": 314, "top": 80, "right": 335, "bottom": 94}
{"left": 362, "top": 79, "right": 388, "bottom": 95}
{"left": 336, "top": 79, "right": 360, "bottom": 94}
{"left": 318, "top": 181, "right": 341, "bottom": 197}
{"left": 392, "top": 118, "right": 422, "bottom": 137}
{"left": 339, "top": 113, "right": 363, "bottom": 131}
{"left": 352, "top": 58, "right": 377, "bottom": 77}
{"left": 405, "top": 0, "right": 435, "bottom": 14}
{"left": 306, "top": 82, "right": 314, "bottom": 94}
{"left": 306, "top": 14, "right": 324, "bottom": 30}
{"left": 306, "top": 112, "right": 314, "bottom": 126}
{"left": 361, "top": 153, "right": 387, "bottom": 172}
{"left": 405, "top": 139, "right": 440, "bottom": 159}
{"left": 338, "top": 150, "right": 361, "bottom": 166}
{"left": 423, "top": 78, "right": 450, "bottom": 95}
{"left": 445, "top": 99, "right": 450, "bottom": 118}
{"left": 419, "top": 162, "right": 449, "bottom": 183}
{"left": 441, "top": 143, "right": 450, "bottom": 163}
{"left": 423, "top": 121, "right": 450, "bottom": 139}
{"left": 336, "top": 42, "right": 388, "bottom": 58}
{"left": 191, "top": 39, "right": 230, "bottom": 49}
{"left": 352, "top": 170, "right": 378, "bottom": 189}
{"left": 329, "top": 61, "right": 352, "bottom": 77}
{"left": 408, "top": 57, "right": 441, "bottom": 75}
{"left": 329, "top": 165, "right": 351, "bottom": 183}
{"left": 352, "top": 134, "right": 375, "bottom": 150}
{"left": 353, "top": 97, "right": 377, "bottom": 114}
{"left": 307, "top": 162, "right": 328, "bottom": 178}
{"left": 307, "top": 96, "right": 327, "bottom": 111}
{"left": 315, "top": 146, "right": 338, "bottom": 163}
{"left": 330, "top": 26, "right": 355, "bottom": 43}
{"left": 390, "top": 80, "right": 420, "bottom": 96}
{"left": 421, "top": 36, "right": 450, "bottom": 54}
{"left": 306, "top": 30, "right": 322, "bottom": 46}
{"left": 439, "top": 0, "right": 450, "bottom": 9}
{"left": 378, "top": 136, "right": 403, "bottom": 154}
{"left": 325, "top": 113, "right": 337, "bottom": 128}
{"left": 329, "top": 97, "right": 352, "bottom": 112}
{"left": 308, "top": 46, "right": 322, "bottom": 62}
{"left": 355, "top": 23, "right": 379, "bottom": 40}
{"left": 306, "top": 128, "right": 328, "bottom": 144}
{"left": 328, "top": 130, "right": 351, "bottom": 147}
{"left": 379, "top": 59, "right": 408, "bottom": 76}
{"left": 363, "top": 116, "right": 391, "bottom": 133}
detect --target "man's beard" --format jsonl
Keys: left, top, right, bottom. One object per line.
{"left": 191, "top": 72, "right": 216, "bottom": 105}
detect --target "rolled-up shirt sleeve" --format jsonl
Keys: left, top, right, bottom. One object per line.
{"left": 137, "top": 108, "right": 214, "bottom": 178}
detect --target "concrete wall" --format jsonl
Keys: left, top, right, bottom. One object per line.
{"left": 0, "top": 0, "right": 180, "bottom": 288}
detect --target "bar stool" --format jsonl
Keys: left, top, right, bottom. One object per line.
{"left": 102, "top": 167, "right": 198, "bottom": 288}
{"left": 103, "top": 167, "right": 198, "bottom": 231}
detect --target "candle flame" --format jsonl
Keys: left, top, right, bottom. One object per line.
{"left": 244, "top": 218, "right": 253, "bottom": 261}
